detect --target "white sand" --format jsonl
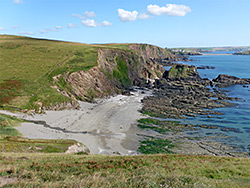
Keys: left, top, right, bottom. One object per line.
{"left": 0, "top": 88, "right": 152, "bottom": 155}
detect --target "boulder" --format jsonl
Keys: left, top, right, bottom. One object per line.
{"left": 65, "top": 143, "right": 90, "bottom": 154}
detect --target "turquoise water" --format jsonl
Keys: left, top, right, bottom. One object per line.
{"left": 173, "top": 53, "right": 250, "bottom": 154}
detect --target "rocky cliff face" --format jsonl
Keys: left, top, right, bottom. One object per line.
{"left": 53, "top": 44, "right": 175, "bottom": 104}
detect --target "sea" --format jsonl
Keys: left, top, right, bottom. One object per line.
{"left": 168, "top": 51, "right": 250, "bottom": 154}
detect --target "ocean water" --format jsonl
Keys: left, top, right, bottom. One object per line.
{"left": 170, "top": 53, "right": 250, "bottom": 154}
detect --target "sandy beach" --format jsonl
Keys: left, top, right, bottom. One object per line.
{"left": 0, "top": 88, "right": 153, "bottom": 155}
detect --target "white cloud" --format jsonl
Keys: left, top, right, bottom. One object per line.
{"left": 118, "top": 4, "right": 191, "bottom": 23}
{"left": 72, "top": 14, "right": 84, "bottom": 20}
{"left": 83, "top": 11, "right": 96, "bottom": 18}
{"left": 55, "top": 26, "right": 62, "bottom": 29}
{"left": 47, "top": 28, "right": 55, "bottom": 32}
{"left": 137, "top": 13, "right": 150, "bottom": 20}
{"left": 0, "top": 27, "right": 5, "bottom": 30}
{"left": 101, "top": 21, "right": 112, "bottom": 26}
{"left": 40, "top": 30, "right": 47, "bottom": 34}
{"left": 118, "top": 9, "right": 138, "bottom": 22}
{"left": 14, "top": 0, "right": 23, "bottom": 4}
{"left": 12, "top": 25, "right": 19, "bottom": 29}
{"left": 82, "top": 19, "right": 97, "bottom": 27}
{"left": 147, "top": 4, "right": 191, "bottom": 16}
{"left": 82, "top": 19, "right": 112, "bottom": 27}
{"left": 19, "top": 31, "right": 34, "bottom": 35}
{"left": 68, "top": 23, "right": 78, "bottom": 28}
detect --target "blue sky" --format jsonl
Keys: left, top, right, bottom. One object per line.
{"left": 1, "top": 0, "right": 250, "bottom": 47}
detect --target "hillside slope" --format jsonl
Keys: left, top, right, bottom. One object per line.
{"left": 1, "top": 152, "right": 250, "bottom": 187}
{"left": 0, "top": 35, "right": 176, "bottom": 113}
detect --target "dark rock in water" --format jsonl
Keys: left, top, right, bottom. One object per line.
{"left": 243, "top": 85, "right": 249, "bottom": 88}
{"left": 220, "top": 127, "right": 242, "bottom": 133}
{"left": 213, "top": 74, "right": 250, "bottom": 87}
{"left": 197, "top": 66, "right": 215, "bottom": 70}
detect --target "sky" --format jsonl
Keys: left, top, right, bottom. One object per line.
{"left": 1, "top": 0, "right": 250, "bottom": 48}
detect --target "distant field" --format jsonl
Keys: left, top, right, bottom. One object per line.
{"left": 0, "top": 35, "right": 130, "bottom": 111}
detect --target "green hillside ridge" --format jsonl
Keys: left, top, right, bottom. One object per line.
{"left": 0, "top": 35, "right": 172, "bottom": 113}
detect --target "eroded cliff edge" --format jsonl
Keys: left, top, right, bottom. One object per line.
{"left": 48, "top": 44, "right": 176, "bottom": 110}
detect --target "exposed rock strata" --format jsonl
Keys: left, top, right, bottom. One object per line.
{"left": 52, "top": 44, "right": 173, "bottom": 107}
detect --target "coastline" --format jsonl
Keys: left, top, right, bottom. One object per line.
{"left": 1, "top": 86, "right": 248, "bottom": 157}
{"left": 1, "top": 88, "right": 153, "bottom": 155}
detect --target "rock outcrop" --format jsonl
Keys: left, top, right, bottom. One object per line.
{"left": 213, "top": 74, "right": 250, "bottom": 87}
{"left": 142, "top": 65, "right": 235, "bottom": 119}
{"left": 163, "top": 64, "right": 202, "bottom": 81}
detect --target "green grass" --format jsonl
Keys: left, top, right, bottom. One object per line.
{"left": 0, "top": 114, "right": 23, "bottom": 137}
{"left": 0, "top": 136, "right": 77, "bottom": 153}
{"left": 138, "top": 137, "right": 174, "bottom": 154}
{"left": 137, "top": 118, "right": 181, "bottom": 134}
{"left": 0, "top": 153, "right": 250, "bottom": 187}
{"left": 167, "top": 64, "right": 195, "bottom": 79}
{"left": 113, "top": 56, "right": 132, "bottom": 87}
{"left": 0, "top": 35, "right": 99, "bottom": 111}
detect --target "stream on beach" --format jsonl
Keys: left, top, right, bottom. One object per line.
{"left": 165, "top": 52, "right": 250, "bottom": 155}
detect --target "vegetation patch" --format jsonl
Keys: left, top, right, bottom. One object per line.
{"left": 138, "top": 118, "right": 182, "bottom": 133}
{"left": 0, "top": 136, "right": 77, "bottom": 153}
{"left": 138, "top": 137, "right": 174, "bottom": 154}
{"left": 0, "top": 80, "right": 23, "bottom": 105}
{"left": 167, "top": 64, "right": 196, "bottom": 79}
{"left": 113, "top": 56, "right": 132, "bottom": 87}
{"left": 0, "top": 113, "right": 23, "bottom": 137}
{"left": 1, "top": 153, "right": 250, "bottom": 187}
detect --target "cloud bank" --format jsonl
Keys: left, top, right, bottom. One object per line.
{"left": 118, "top": 4, "right": 191, "bottom": 22}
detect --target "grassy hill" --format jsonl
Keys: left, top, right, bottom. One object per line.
{"left": 0, "top": 35, "right": 132, "bottom": 112}
{"left": 0, "top": 35, "right": 172, "bottom": 112}
{"left": 1, "top": 152, "right": 250, "bottom": 187}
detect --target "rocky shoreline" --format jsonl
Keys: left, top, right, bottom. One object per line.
{"left": 134, "top": 64, "right": 249, "bottom": 157}
{"left": 141, "top": 64, "right": 236, "bottom": 119}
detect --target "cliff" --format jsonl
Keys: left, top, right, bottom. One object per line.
{"left": 52, "top": 44, "right": 174, "bottom": 105}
